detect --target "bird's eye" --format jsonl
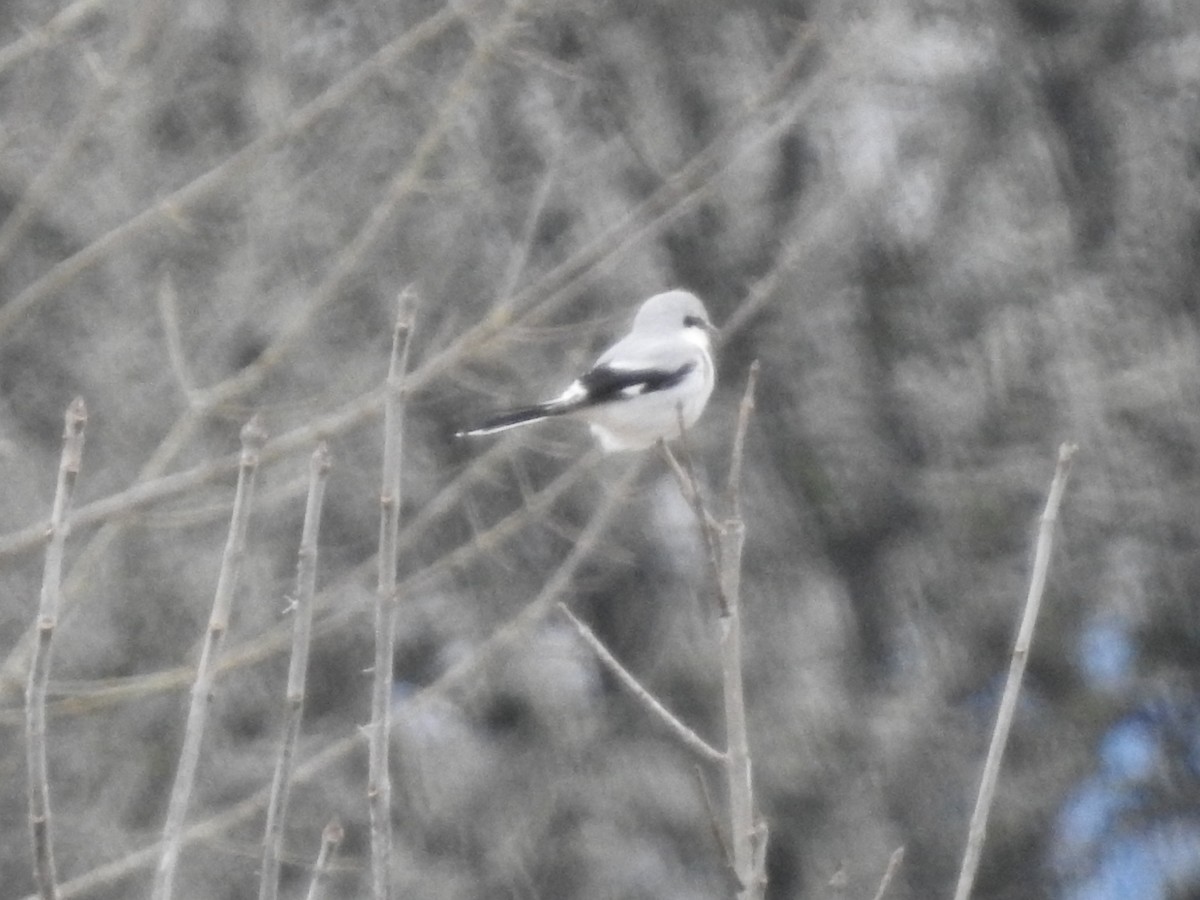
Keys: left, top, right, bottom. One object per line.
{"left": 683, "top": 315, "right": 705, "bottom": 329}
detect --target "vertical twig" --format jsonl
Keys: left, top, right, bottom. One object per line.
{"left": 259, "top": 444, "right": 333, "bottom": 900}
{"left": 717, "top": 363, "right": 763, "bottom": 900}
{"left": 303, "top": 819, "right": 343, "bottom": 900}
{"left": 724, "top": 361, "right": 758, "bottom": 519}
{"left": 369, "top": 293, "right": 414, "bottom": 900}
{"left": 953, "top": 442, "right": 1078, "bottom": 900}
{"left": 25, "top": 398, "right": 87, "bottom": 900}
{"left": 662, "top": 362, "right": 765, "bottom": 899}
{"left": 152, "top": 416, "right": 268, "bottom": 900}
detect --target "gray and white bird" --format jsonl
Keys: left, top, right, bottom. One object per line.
{"left": 459, "top": 290, "right": 717, "bottom": 451}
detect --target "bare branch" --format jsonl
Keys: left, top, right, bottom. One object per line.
{"left": 260, "top": 444, "right": 333, "bottom": 900}
{"left": 719, "top": 517, "right": 756, "bottom": 900}
{"left": 25, "top": 398, "right": 87, "bottom": 900}
{"left": 953, "top": 442, "right": 1078, "bottom": 900}
{"left": 557, "top": 603, "right": 725, "bottom": 764}
{"left": 151, "top": 416, "right": 268, "bottom": 900}
{"left": 369, "top": 297, "right": 415, "bottom": 900}
{"left": 717, "top": 366, "right": 763, "bottom": 900}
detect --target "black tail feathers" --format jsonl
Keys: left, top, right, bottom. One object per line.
{"left": 457, "top": 402, "right": 570, "bottom": 437}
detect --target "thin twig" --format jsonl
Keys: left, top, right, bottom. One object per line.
{"left": 557, "top": 603, "right": 725, "bottom": 763}
{"left": 304, "top": 820, "right": 343, "bottom": 900}
{"left": 871, "top": 846, "right": 905, "bottom": 900}
{"left": 369, "top": 296, "right": 414, "bottom": 900}
{"left": 259, "top": 444, "right": 333, "bottom": 900}
{"left": 716, "top": 366, "right": 763, "bottom": 900}
{"left": 25, "top": 398, "right": 87, "bottom": 900}
{"left": 953, "top": 443, "right": 1078, "bottom": 900}
{"left": 155, "top": 274, "right": 197, "bottom": 404}
{"left": 724, "top": 361, "right": 759, "bottom": 518}
{"left": 151, "top": 417, "right": 268, "bottom": 900}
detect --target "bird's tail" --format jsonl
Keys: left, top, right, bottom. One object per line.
{"left": 457, "top": 401, "right": 574, "bottom": 438}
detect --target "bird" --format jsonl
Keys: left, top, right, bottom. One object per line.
{"left": 458, "top": 290, "right": 717, "bottom": 451}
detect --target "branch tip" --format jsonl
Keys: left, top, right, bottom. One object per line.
{"left": 66, "top": 396, "right": 87, "bottom": 426}
{"left": 322, "top": 819, "right": 344, "bottom": 844}
{"left": 240, "top": 415, "right": 268, "bottom": 451}
{"left": 725, "top": 361, "right": 759, "bottom": 514}
{"left": 394, "top": 284, "right": 418, "bottom": 331}
{"left": 312, "top": 441, "right": 333, "bottom": 474}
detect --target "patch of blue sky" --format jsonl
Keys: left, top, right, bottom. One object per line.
{"left": 1061, "top": 826, "right": 1200, "bottom": 900}
{"left": 1077, "top": 616, "right": 1134, "bottom": 691}
{"left": 1098, "top": 716, "right": 1158, "bottom": 780}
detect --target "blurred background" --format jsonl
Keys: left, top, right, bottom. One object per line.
{"left": 1, "top": 0, "right": 1199, "bottom": 897}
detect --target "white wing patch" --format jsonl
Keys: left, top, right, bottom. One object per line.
{"left": 554, "top": 381, "right": 589, "bottom": 404}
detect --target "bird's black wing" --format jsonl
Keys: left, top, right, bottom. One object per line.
{"left": 577, "top": 360, "right": 696, "bottom": 405}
